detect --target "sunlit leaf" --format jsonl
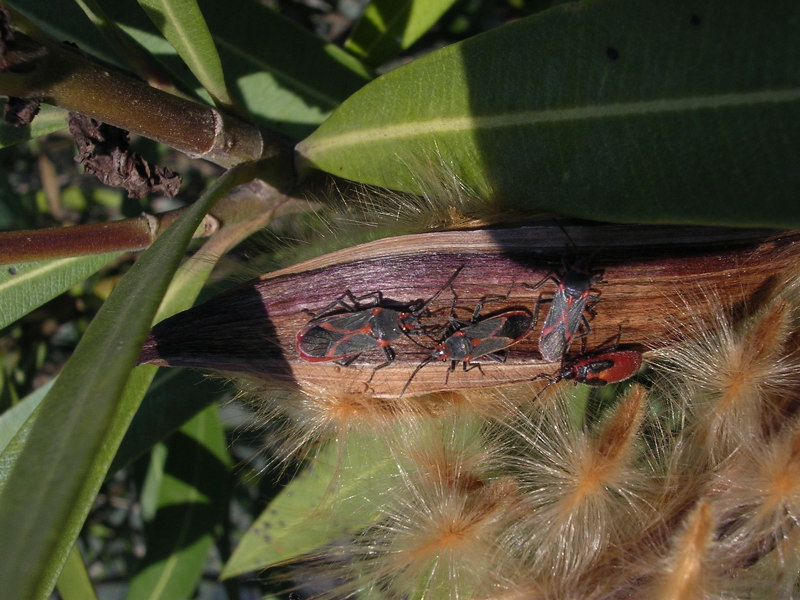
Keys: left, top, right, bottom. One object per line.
{"left": 299, "top": 0, "right": 800, "bottom": 227}
{"left": 137, "top": 0, "right": 233, "bottom": 106}
{"left": 222, "top": 434, "right": 395, "bottom": 578}
{"left": 195, "top": 0, "right": 373, "bottom": 138}
{"left": 345, "top": 0, "right": 458, "bottom": 66}
{"left": 56, "top": 545, "right": 98, "bottom": 600}
{"left": 0, "top": 380, "right": 52, "bottom": 496}
{"left": 0, "top": 161, "right": 263, "bottom": 600}
{"left": 7, "top": 0, "right": 372, "bottom": 139}
{"left": 0, "top": 252, "right": 119, "bottom": 330}
{"left": 73, "top": 0, "right": 184, "bottom": 91}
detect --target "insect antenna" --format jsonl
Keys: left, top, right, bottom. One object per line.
{"left": 552, "top": 219, "right": 603, "bottom": 265}
{"left": 400, "top": 355, "right": 434, "bottom": 397}
{"left": 531, "top": 371, "right": 562, "bottom": 402}
{"left": 411, "top": 265, "right": 464, "bottom": 315}
{"left": 554, "top": 218, "right": 576, "bottom": 251}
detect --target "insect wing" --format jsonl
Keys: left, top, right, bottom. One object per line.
{"left": 539, "top": 289, "right": 588, "bottom": 362}
{"left": 296, "top": 311, "right": 377, "bottom": 361}
{"left": 538, "top": 289, "right": 569, "bottom": 361}
{"left": 465, "top": 311, "right": 533, "bottom": 359}
{"left": 564, "top": 294, "right": 589, "bottom": 338}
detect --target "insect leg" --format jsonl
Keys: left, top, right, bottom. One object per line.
{"left": 469, "top": 278, "right": 521, "bottom": 322}
{"left": 423, "top": 266, "right": 463, "bottom": 308}
{"left": 365, "top": 346, "right": 396, "bottom": 384}
{"left": 521, "top": 273, "right": 559, "bottom": 293}
{"left": 591, "top": 324, "right": 624, "bottom": 351}
{"left": 311, "top": 290, "right": 384, "bottom": 319}
{"left": 337, "top": 353, "right": 363, "bottom": 367}
{"left": 575, "top": 313, "right": 593, "bottom": 340}
{"left": 485, "top": 351, "right": 508, "bottom": 364}
{"left": 462, "top": 361, "right": 485, "bottom": 375}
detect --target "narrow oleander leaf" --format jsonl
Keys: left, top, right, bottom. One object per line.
{"left": 108, "top": 369, "right": 226, "bottom": 474}
{"left": 194, "top": 0, "right": 373, "bottom": 138}
{"left": 127, "top": 405, "right": 230, "bottom": 600}
{"left": 0, "top": 161, "right": 261, "bottom": 600}
{"left": 5, "top": 0, "right": 120, "bottom": 66}
{"left": 221, "top": 434, "right": 396, "bottom": 578}
{"left": 55, "top": 544, "right": 98, "bottom": 600}
{"left": 298, "top": 0, "right": 800, "bottom": 228}
{"left": 73, "top": 0, "right": 183, "bottom": 91}
{"left": 7, "top": 0, "right": 205, "bottom": 99}
{"left": 0, "top": 252, "right": 119, "bottom": 330}
{"left": 345, "top": 0, "right": 458, "bottom": 67}
{"left": 109, "top": 188, "right": 278, "bottom": 473}
{"left": 0, "top": 380, "right": 53, "bottom": 496}
{"left": 137, "top": 0, "right": 233, "bottom": 106}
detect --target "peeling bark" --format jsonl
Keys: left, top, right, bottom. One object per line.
{"left": 3, "top": 96, "right": 40, "bottom": 126}
{"left": 68, "top": 112, "right": 181, "bottom": 198}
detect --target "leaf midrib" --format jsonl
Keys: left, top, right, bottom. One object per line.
{"left": 302, "top": 87, "right": 800, "bottom": 152}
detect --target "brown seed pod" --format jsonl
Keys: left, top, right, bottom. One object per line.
{"left": 140, "top": 223, "right": 799, "bottom": 398}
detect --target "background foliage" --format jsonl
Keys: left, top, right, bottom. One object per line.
{"left": 0, "top": 0, "right": 797, "bottom": 599}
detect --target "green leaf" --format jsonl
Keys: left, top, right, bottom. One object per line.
{"left": 0, "top": 252, "right": 119, "bottom": 330}
{"left": 137, "top": 0, "right": 233, "bottom": 106}
{"left": 127, "top": 405, "right": 230, "bottom": 600}
{"left": 221, "top": 434, "right": 396, "bottom": 579}
{"left": 345, "top": 0, "right": 458, "bottom": 67}
{"left": 111, "top": 169, "right": 283, "bottom": 475}
{"left": 109, "top": 369, "right": 227, "bottom": 474}
{"left": 9, "top": 0, "right": 373, "bottom": 137}
{"left": 194, "top": 0, "right": 373, "bottom": 138}
{"left": 298, "top": 0, "right": 800, "bottom": 228}
{"left": 73, "top": 0, "right": 185, "bottom": 91}
{"left": 0, "top": 105, "right": 68, "bottom": 148}
{"left": 7, "top": 0, "right": 205, "bottom": 99}
{"left": 56, "top": 544, "right": 98, "bottom": 600}
{"left": 0, "top": 380, "right": 52, "bottom": 495}
{"left": 0, "top": 161, "right": 262, "bottom": 600}
{"left": 5, "top": 0, "right": 122, "bottom": 67}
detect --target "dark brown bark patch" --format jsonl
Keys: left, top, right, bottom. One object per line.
{"left": 3, "top": 96, "right": 40, "bottom": 126}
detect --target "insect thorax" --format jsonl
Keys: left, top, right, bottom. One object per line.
{"left": 370, "top": 309, "right": 406, "bottom": 340}
{"left": 562, "top": 269, "right": 591, "bottom": 296}
{"left": 434, "top": 334, "right": 473, "bottom": 361}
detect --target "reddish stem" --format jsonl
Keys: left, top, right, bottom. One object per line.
{"left": 0, "top": 210, "right": 217, "bottom": 262}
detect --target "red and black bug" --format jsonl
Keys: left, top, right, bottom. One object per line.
{"left": 431, "top": 308, "right": 534, "bottom": 370}
{"left": 401, "top": 295, "right": 534, "bottom": 395}
{"left": 558, "top": 349, "right": 642, "bottom": 386}
{"left": 296, "top": 267, "right": 462, "bottom": 369}
{"left": 529, "top": 258, "right": 604, "bottom": 363}
{"left": 534, "top": 322, "right": 642, "bottom": 393}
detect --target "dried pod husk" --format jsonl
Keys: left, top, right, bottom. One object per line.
{"left": 140, "top": 223, "right": 799, "bottom": 398}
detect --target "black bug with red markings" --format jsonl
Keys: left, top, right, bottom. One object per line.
{"left": 401, "top": 294, "right": 534, "bottom": 395}
{"left": 431, "top": 308, "right": 534, "bottom": 370}
{"left": 531, "top": 257, "right": 604, "bottom": 363}
{"left": 296, "top": 267, "right": 462, "bottom": 370}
